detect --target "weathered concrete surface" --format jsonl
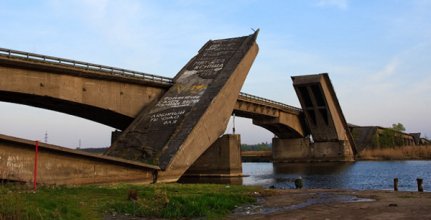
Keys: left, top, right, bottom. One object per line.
{"left": 0, "top": 57, "right": 167, "bottom": 129}
{"left": 0, "top": 134, "right": 158, "bottom": 185}
{"left": 311, "top": 141, "right": 354, "bottom": 161}
{"left": 106, "top": 32, "right": 259, "bottom": 182}
{"left": 252, "top": 112, "right": 305, "bottom": 139}
{"left": 234, "top": 94, "right": 305, "bottom": 138}
{"left": 184, "top": 134, "right": 242, "bottom": 177}
{"left": 292, "top": 73, "right": 355, "bottom": 161}
{"left": 273, "top": 137, "right": 355, "bottom": 162}
{"left": 272, "top": 138, "right": 311, "bottom": 162}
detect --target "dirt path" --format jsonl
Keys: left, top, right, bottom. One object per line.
{"left": 227, "top": 189, "right": 431, "bottom": 220}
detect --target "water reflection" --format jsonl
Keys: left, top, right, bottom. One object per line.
{"left": 243, "top": 161, "right": 431, "bottom": 191}
{"left": 272, "top": 162, "right": 355, "bottom": 189}
{"left": 179, "top": 161, "right": 431, "bottom": 191}
{"left": 273, "top": 162, "right": 353, "bottom": 175}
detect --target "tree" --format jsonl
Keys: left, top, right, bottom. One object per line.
{"left": 392, "top": 123, "right": 406, "bottom": 132}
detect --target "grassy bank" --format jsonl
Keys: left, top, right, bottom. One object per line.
{"left": 0, "top": 183, "right": 260, "bottom": 220}
{"left": 357, "top": 145, "right": 431, "bottom": 160}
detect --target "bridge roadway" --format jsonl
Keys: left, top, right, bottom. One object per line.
{"left": 0, "top": 47, "right": 306, "bottom": 138}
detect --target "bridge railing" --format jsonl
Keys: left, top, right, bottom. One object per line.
{"left": 0, "top": 47, "right": 303, "bottom": 112}
{"left": 238, "top": 92, "right": 302, "bottom": 113}
{"left": 0, "top": 47, "right": 173, "bottom": 85}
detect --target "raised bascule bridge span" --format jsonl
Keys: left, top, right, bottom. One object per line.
{"left": 0, "top": 33, "right": 355, "bottom": 185}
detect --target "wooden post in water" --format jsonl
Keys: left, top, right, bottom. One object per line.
{"left": 394, "top": 178, "right": 398, "bottom": 191}
{"left": 417, "top": 178, "right": 424, "bottom": 192}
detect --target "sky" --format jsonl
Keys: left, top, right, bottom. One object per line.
{"left": 0, "top": 0, "right": 430, "bottom": 148}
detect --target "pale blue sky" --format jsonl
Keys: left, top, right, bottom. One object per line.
{"left": 0, "top": 0, "right": 430, "bottom": 148}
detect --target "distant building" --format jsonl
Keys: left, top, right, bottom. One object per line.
{"left": 410, "top": 133, "right": 421, "bottom": 145}
{"left": 348, "top": 124, "right": 418, "bottom": 152}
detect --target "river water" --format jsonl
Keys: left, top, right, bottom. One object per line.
{"left": 242, "top": 161, "right": 431, "bottom": 191}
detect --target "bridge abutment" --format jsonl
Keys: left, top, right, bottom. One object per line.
{"left": 311, "top": 141, "right": 354, "bottom": 161}
{"left": 272, "top": 138, "right": 354, "bottom": 162}
{"left": 183, "top": 134, "right": 242, "bottom": 177}
{"left": 272, "top": 138, "right": 310, "bottom": 162}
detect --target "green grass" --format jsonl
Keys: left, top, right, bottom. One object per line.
{"left": 0, "top": 183, "right": 260, "bottom": 219}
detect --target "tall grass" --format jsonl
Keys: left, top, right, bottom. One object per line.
{"left": 358, "top": 145, "right": 431, "bottom": 160}
{"left": 0, "top": 184, "right": 31, "bottom": 220}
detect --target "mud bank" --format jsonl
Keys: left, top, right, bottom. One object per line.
{"left": 228, "top": 189, "right": 431, "bottom": 219}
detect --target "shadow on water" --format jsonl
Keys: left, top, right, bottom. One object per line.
{"left": 273, "top": 162, "right": 353, "bottom": 175}
{"left": 272, "top": 162, "right": 355, "bottom": 189}
{"left": 241, "top": 162, "right": 356, "bottom": 189}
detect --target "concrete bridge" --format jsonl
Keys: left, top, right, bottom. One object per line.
{"left": 0, "top": 47, "right": 305, "bottom": 137}
{"left": 0, "top": 32, "right": 356, "bottom": 184}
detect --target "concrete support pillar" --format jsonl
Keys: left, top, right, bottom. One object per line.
{"left": 183, "top": 134, "right": 242, "bottom": 177}
{"left": 312, "top": 141, "right": 354, "bottom": 161}
{"left": 272, "top": 138, "right": 311, "bottom": 163}
{"left": 272, "top": 138, "right": 354, "bottom": 162}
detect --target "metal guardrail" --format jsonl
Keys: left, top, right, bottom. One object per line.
{"left": 0, "top": 47, "right": 173, "bottom": 85}
{"left": 0, "top": 47, "right": 302, "bottom": 112}
{"left": 239, "top": 92, "right": 302, "bottom": 112}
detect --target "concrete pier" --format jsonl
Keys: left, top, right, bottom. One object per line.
{"left": 184, "top": 134, "right": 242, "bottom": 177}
{"left": 272, "top": 138, "right": 310, "bottom": 162}
{"left": 291, "top": 73, "right": 356, "bottom": 161}
{"left": 272, "top": 137, "right": 354, "bottom": 162}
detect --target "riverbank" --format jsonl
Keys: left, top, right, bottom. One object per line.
{"left": 2, "top": 183, "right": 430, "bottom": 219}
{"left": 357, "top": 145, "right": 431, "bottom": 160}
{"left": 228, "top": 189, "right": 431, "bottom": 219}
{"left": 0, "top": 183, "right": 259, "bottom": 219}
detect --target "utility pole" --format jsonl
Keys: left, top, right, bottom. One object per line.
{"left": 44, "top": 131, "right": 48, "bottom": 143}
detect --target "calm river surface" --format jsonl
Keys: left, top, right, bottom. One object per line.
{"left": 242, "top": 161, "right": 431, "bottom": 191}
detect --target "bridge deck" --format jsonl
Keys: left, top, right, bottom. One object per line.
{"left": 0, "top": 47, "right": 172, "bottom": 86}
{"left": 0, "top": 47, "right": 301, "bottom": 114}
